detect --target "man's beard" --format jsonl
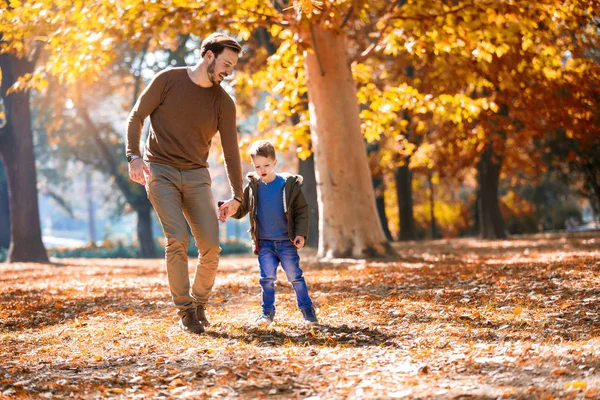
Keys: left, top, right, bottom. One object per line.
{"left": 207, "top": 59, "right": 221, "bottom": 85}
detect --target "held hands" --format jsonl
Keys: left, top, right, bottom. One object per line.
{"left": 218, "top": 198, "right": 241, "bottom": 222}
{"left": 128, "top": 159, "right": 150, "bottom": 185}
{"left": 293, "top": 236, "right": 305, "bottom": 249}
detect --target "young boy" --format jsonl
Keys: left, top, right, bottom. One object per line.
{"left": 219, "top": 140, "right": 318, "bottom": 326}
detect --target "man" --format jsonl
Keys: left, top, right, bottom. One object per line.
{"left": 126, "top": 33, "right": 243, "bottom": 334}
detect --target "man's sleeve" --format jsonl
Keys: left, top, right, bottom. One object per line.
{"left": 126, "top": 71, "right": 168, "bottom": 157}
{"left": 218, "top": 96, "right": 243, "bottom": 199}
{"left": 232, "top": 185, "right": 250, "bottom": 219}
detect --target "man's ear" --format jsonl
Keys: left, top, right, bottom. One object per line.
{"left": 205, "top": 50, "right": 214, "bottom": 61}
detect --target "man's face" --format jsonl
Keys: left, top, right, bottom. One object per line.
{"left": 206, "top": 48, "right": 238, "bottom": 85}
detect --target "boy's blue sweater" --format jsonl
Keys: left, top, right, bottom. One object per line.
{"left": 256, "top": 174, "right": 289, "bottom": 240}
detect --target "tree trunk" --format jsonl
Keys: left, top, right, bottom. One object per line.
{"left": 85, "top": 169, "right": 97, "bottom": 245}
{"left": 372, "top": 174, "right": 393, "bottom": 241}
{"left": 580, "top": 155, "right": 600, "bottom": 220}
{"left": 0, "top": 54, "right": 48, "bottom": 262}
{"left": 0, "top": 160, "right": 9, "bottom": 250}
{"left": 428, "top": 170, "right": 438, "bottom": 239}
{"left": 78, "top": 104, "right": 157, "bottom": 257}
{"left": 477, "top": 145, "right": 506, "bottom": 239}
{"left": 304, "top": 26, "right": 393, "bottom": 258}
{"left": 298, "top": 154, "right": 319, "bottom": 247}
{"left": 395, "top": 162, "right": 417, "bottom": 241}
{"left": 472, "top": 189, "right": 480, "bottom": 235}
{"left": 136, "top": 203, "right": 157, "bottom": 258}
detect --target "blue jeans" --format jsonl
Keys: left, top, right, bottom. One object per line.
{"left": 258, "top": 239, "right": 313, "bottom": 313}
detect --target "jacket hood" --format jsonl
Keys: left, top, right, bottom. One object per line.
{"left": 247, "top": 172, "right": 303, "bottom": 185}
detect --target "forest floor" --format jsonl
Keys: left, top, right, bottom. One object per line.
{"left": 1, "top": 232, "right": 599, "bottom": 399}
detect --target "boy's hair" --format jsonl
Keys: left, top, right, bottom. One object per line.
{"left": 250, "top": 140, "right": 276, "bottom": 160}
{"left": 200, "top": 33, "right": 243, "bottom": 58}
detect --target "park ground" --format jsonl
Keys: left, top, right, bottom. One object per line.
{"left": 1, "top": 232, "right": 599, "bottom": 399}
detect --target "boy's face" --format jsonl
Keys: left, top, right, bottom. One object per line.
{"left": 251, "top": 155, "right": 277, "bottom": 183}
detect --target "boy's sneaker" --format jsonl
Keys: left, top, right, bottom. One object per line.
{"left": 301, "top": 307, "right": 319, "bottom": 325}
{"left": 256, "top": 310, "right": 275, "bottom": 327}
{"left": 196, "top": 305, "right": 210, "bottom": 327}
{"left": 179, "top": 309, "right": 205, "bottom": 334}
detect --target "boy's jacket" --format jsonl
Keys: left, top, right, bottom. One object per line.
{"left": 232, "top": 172, "right": 309, "bottom": 254}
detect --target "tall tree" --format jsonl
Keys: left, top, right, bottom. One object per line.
{"left": 395, "top": 158, "right": 417, "bottom": 241}
{"left": 0, "top": 53, "right": 48, "bottom": 262}
{"left": 0, "top": 160, "right": 9, "bottom": 250}
{"left": 302, "top": 25, "right": 392, "bottom": 257}
{"left": 544, "top": 130, "right": 600, "bottom": 220}
{"left": 367, "top": 143, "right": 393, "bottom": 241}
{"left": 359, "top": 0, "right": 600, "bottom": 238}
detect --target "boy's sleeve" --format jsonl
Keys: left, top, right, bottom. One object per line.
{"left": 231, "top": 185, "right": 250, "bottom": 219}
{"left": 293, "top": 185, "right": 310, "bottom": 238}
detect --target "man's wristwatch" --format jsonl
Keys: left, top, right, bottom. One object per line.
{"left": 127, "top": 155, "right": 141, "bottom": 163}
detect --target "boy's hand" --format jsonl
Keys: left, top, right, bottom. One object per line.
{"left": 218, "top": 198, "right": 240, "bottom": 222}
{"left": 293, "top": 236, "right": 305, "bottom": 249}
{"left": 218, "top": 206, "right": 228, "bottom": 222}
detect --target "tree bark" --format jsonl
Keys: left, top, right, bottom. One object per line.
{"left": 477, "top": 145, "right": 506, "bottom": 239}
{"left": 395, "top": 162, "right": 417, "bottom": 241}
{"left": 0, "top": 54, "right": 49, "bottom": 262}
{"left": 372, "top": 174, "right": 393, "bottom": 241}
{"left": 428, "top": 170, "right": 439, "bottom": 239}
{"left": 0, "top": 160, "right": 10, "bottom": 250}
{"left": 580, "top": 153, "right": 600, "bottom": 219}
{"left": 136, "top": 203, "right": 156, "bottom": 258}
{"left": 304, "top": 26, "right": 394, "bottom": 258}
{"left": 298, "top": 155, "right": 319, "bottom": 247}
{"left": 77, "top": 105, "right": 157, "bottom": 257}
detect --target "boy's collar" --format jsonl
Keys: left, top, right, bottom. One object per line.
{"left": 246, "top": 172, "right": 304, "bottom": 185}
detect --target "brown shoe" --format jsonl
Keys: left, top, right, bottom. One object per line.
{"left": 179, "top": 309, "right": 204, "bottom": 334}
{"left": 196, "top": 305, "right": 210, "bottom": 327}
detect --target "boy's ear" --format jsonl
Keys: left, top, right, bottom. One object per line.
{"left": 273, "top": 158, "right": 278, "bottom": 167}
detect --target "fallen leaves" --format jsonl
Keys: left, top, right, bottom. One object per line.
{"left": 565, "top": 380, "right": 587, "bottom": 389}
{"left": 513, "top": 306, "right": 523, "bottom": 316}
{"left": 0, "top": 233, "right": 599, "bottom": 398}
{"left": 551, "top": 368, "right": 568, "bottom": 375}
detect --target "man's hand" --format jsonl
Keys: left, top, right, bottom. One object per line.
{"left": 293, "top": 236, "right": 305, "bottom": 249}
{"left": 128, "top": 158, "right": 149, "bottom": 185}
{"left": 218, "top": 198, "right": 241, "bottom": 223}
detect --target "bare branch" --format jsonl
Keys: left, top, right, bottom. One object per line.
{"left": 339, "top": 3, "right": 354, "bottom": 29}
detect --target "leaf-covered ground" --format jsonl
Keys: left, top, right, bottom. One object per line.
{"left": 1, "top": 232, "right": 599, "bottom": 399}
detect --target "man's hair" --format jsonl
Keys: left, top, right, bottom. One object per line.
{"left": 200, "top": 33, "right": 242, "bottom": 58}
{"left": 250, "top": 140, "right": 276, "bottom": 160}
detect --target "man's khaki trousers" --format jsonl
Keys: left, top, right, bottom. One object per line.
{"left": 146, "top": 162, "right": 220, "bottom": 315}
